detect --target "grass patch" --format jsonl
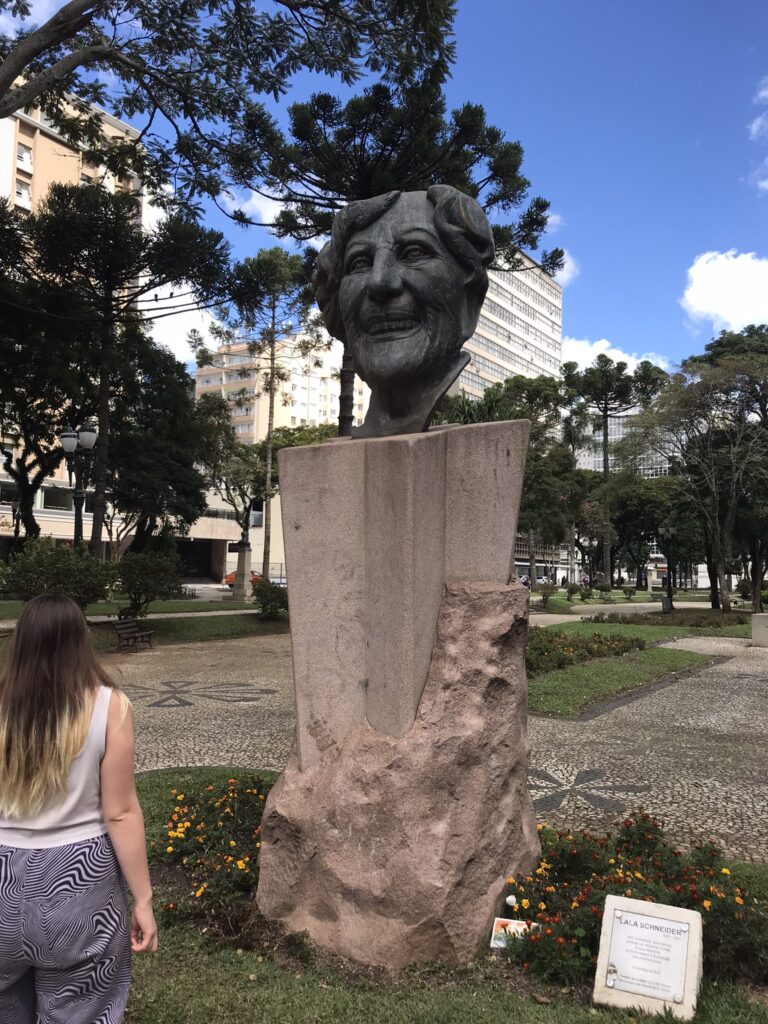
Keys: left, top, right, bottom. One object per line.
{"left": 0, "top": 597, "right": 250, "bottom": 620}
{"left": 91, "top": 613, "right": 289, "bottom": 653}
{"left": 528, "top": 647, "right": 710, "bottom": 716}
{"left": 579, "top": 609, "right": 752, "bottom": 639}
{"left": 732, "top": 861, "right": 768, "bottom": 905}
{"left": 125, "top": 926, "right": 767, "bottom": 1024}
{"left": 552, "top": 621, "right": 698, "bottom": 643}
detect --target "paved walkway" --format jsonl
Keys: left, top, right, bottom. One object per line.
{"left": 113, "top": 628, "right": 768, "bottom": 863}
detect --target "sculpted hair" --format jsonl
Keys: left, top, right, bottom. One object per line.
{"left": 0, "top": 594, "right": 120, "bottom": 818}
{"left": 314, "top": 185, "right": 495, "bottom": 344}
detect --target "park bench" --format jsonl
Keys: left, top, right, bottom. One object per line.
{"left": 113, "top": 618, "right": 153, "bottom": 651}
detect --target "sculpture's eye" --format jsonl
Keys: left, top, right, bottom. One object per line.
{"left": 346, "top": 254, "right": 371, "bottom": 273}
{"left": 400, "top": 243, "right": 430, "bottom": 261}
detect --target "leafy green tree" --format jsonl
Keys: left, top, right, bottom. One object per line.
{"left": 0, "top": 185, "right": 230, "bottom": 554}
{"left": 0, "top": 1, "right": 456, "bottom": 205}
{"left": 632, "top": 360, "right": 768, "bottom": 613}
{"left": 195, "top": 247, "right": 328, "bottom": 578}
{"left": 562, "top": 355, "right": 668, "bottom": 581}
{"left": 116, "top": 551, "right": 184, "bottom": 618}
{"left": 106, "top": 346, "right": 209, "bottom": 555}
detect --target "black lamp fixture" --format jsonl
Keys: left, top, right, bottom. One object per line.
{"left": 60, "top": 417, "right": 98, "bottom": 547}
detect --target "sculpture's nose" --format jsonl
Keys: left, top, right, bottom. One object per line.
{"left": 367, "top": 249, "right": 403, "bottom": 302}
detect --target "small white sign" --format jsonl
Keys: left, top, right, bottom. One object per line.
{"left": 489, "top": 917, "right": 538, "bottom": 949}
{"left": 594, "top": 896, "right": 702, "bottom": 1020}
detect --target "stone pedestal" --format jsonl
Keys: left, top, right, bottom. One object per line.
{"left": 256, "top": 420, "right": 538, "bottom": 966}
{"left": 752, "top": 613, "right": 768, "bottom": 647}
{"left": 233, "top": 543, "right": 253, "bottom": 601}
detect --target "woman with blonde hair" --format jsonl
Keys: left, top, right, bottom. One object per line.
{"left": 0, "top": 594, "right": 157, "bottom": 1022}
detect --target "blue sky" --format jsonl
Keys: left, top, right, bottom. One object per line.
{"left": 7, "top": 0, "right": 768, "bottom": 369}
{"left": 206, "top": 0, "right": 768, "bottom": 371}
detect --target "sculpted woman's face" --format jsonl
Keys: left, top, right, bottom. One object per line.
{"left": 338, "top": 192, "right": 475, "bottom": 388}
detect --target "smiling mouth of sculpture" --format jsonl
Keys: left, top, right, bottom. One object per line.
{"left": 365, "top": 313, "right": 422, "bottom": 340}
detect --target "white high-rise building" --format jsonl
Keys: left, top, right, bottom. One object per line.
{"left": 459, "top": 254, "right": 563, "bottom": 395}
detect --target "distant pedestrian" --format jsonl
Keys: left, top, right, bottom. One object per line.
{"left": 0, "top": 595, "right": 157, "bottom": 1022}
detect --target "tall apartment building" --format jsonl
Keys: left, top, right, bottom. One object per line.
{"left": 575, "top": 413, "right": 669, "bottom": 478}
{"left": 191, "top": 336, "right": 370, "bottom": 580}
{"left": 459, "top": 254, "right": 563, "bottom": 396}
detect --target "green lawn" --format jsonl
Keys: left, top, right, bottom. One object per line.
{"left": 131, "top": 771, "right": 768, "bottom": 1024}
{"left": 528, "top": 647, "right": 710, "bottom": 716}
{"left": 552, "top": 617, "right": 750, "bottom": 640}
{"left": 0, "top": 597, "right": 251, "bottom": 620}
{"left": 126, "top": 931, "right": 768, "bottom": 1024}
{"left": 91, "top": 613, "right": 289, "bottom": 653}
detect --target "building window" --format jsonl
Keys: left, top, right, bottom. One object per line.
{"left": 16, "top": 142, "right": 32, "bottom": 171}
{"left": 14, "top": 179, "right": 31, "bottom": 209}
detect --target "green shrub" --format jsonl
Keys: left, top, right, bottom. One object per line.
{"left": 587, "top": 610, "right": 750, "bottom": 628}
{"left": 253, "top": 580, "right": 288, "bottom": 619}
{"left": 502, "top": 813, "right": 768, "bottom": 984}
{"left": 565, "top": 582, "right": 580, "bottom": 602}
{"left": 578, "top": 586, "right": 593, "bottom": 601}
{"left": 622, "top": 587, "right": 636, "bottom": 600}
{"left": 736, "top": 578, "right": 752, "bottom": 599}
{"left": 537, "top": 582, "right": 556, "bottom": 607}
{"left": 116, "top": 551, "right": 184, "bottom": 618}
{"left": 525, "top": 626, "right": 645, "bottom": 675}
{"left": 595, "top": 581, "right": 611, "bottom": 595}
{"left": 7, "top": 539, "right": 112, "bottom": 609}
{"left": 762, "top": 589, "right": 768, "bottom": 606}
{"left": 0, "top": 561, "right": 9, "bottom": 594}
{"left": 156, "top": 775, "right": 270, "bottom": 932}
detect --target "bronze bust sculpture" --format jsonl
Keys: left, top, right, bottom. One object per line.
{"left": 315, "top": 185, "right": 495, "bottom": 438}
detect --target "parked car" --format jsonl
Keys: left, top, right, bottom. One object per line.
{"left": 224, "top": 570, "right": 263, "bottom": 589}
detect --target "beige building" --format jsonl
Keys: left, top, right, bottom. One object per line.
{"left": 192, "top": 337, "right": 370, "bottom": 580}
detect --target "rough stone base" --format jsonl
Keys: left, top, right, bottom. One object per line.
{"left": 256, "top": 581, "right": 539, "bottom": 968}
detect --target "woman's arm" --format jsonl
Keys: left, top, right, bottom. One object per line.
{"left": 100, "top": 691, "right": 158, "bottom": 953}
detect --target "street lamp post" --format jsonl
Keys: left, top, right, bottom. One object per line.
{"left": 9, "top": 497, "right": 20, "bottom": 539}
{"left": 60, "top": 419, "right": 98, "bottom": 548}
{"left": 658, "top": 524, "right": 676, "bottom": 612}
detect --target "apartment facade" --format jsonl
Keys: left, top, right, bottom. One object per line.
{"left": 192, "top": 337, "right": 370, "bottom": 580}
{"left": 459, "top": 255, "right": 563, "bottom": 397}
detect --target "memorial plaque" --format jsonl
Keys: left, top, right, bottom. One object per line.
{"left": 593, "top": 895, "right": 703, "bottom": 1020}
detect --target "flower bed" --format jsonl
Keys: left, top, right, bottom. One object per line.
{"left": 158, "top": 775, "right": 270, "bottom": 930}
{"left": 525, "top": 626, "right": 645, "bottom": 675}
{"left": 501, "top": 814, "right": 768, "bottom": 984}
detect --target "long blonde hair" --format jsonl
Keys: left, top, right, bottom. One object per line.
{"left": 0, "top": 594, "right": 117, "bottom": 817}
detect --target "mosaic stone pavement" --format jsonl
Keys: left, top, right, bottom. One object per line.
{"left": 114, "top": 633, "right": 768, "bottom": 862}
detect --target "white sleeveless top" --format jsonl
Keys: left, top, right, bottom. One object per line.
{"left": 0, "top": 685, "right": 112, "bottom": 848}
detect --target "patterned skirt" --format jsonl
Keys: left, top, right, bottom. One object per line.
{"left": 0, "top": 834, "right": 131, "bottom": 1024}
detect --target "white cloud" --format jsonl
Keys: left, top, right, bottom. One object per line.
{"left": 749, "top": 112, "right": 768, "bottom": 140}
{"left": 545, "top": 211, "right": 564, "bottom": 234}
{"left": 555, "top": 249, "right": 580, "bottom": 287}
{"left": 755, "top": 76, "right": 768, "bottom": 104}
{"left": 222, "top": 189, "right": 284, "bottom": 226}
{"left": 0, "top": 0, "right": 60, "bottom": 31}
{"left": 561, "top": 337, "right": 670, "bottom": 372}
{"left": 750, "top": 157, "right": 768, "bottom": 193}
{"left": 680, "top": 249, "right": 768, "bottom": 331}
{"left": 144, "top": 290, "right": 216, "bottom": 366}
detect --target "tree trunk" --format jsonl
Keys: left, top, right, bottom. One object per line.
{"left": 750, "top": 535, "right": 765, "bottom": 613}
{"left": 89, "top": 302, "right": 114, "bottom": 558}
{"left": 601, "top": 412, "right": 611, "bottom": 584}
{"left": 261, "top": 321, "right": 277, "bottom": 582}
{"left": 338, "top": 349, "right": 355, "bottom": 437}
{"left": 703, "top": 532, "right": 720, "bottom": 610}
{"left": 17, "top": 477, "right": 40, "bottom": 538}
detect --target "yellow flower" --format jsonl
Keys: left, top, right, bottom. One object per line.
{"left": 195, "top": 886, "right": 205, "bottom": 898}
{"left": 721, "top": 868, "right": 730, "bottom": 875}
{"left": 536, "top": 822, "right": 546, "bottom": 831}
{"left": 735, "top": 896, "right": 744, "bottom": 905}
{"left": 521, "top": 899, "right": 530, "bottom": 910}
{"left": 608, "top": 858, "right": 615, "bottom": 865}
{"left": 177, "top": 794, "right": 185, "bottom": 800}
{"left": 166, "top": 846, "right": 174, "bottom": 854}
{"left": 702, "top": 900, "right": 711, "bottom": 911}
{"left": 256, "top": 841, "right": 261, "bottom": 849}
{"left": 236, "top": 860, "right": 246, "bottom": 870}
{"left": 571, "top": 900, "right": 579, "bottom": 909}
{"left": 506, "top": 876, "right": 516, "bottom": 885}
{"left": 229, "top": 840, "right": 236, "bottom": 847}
